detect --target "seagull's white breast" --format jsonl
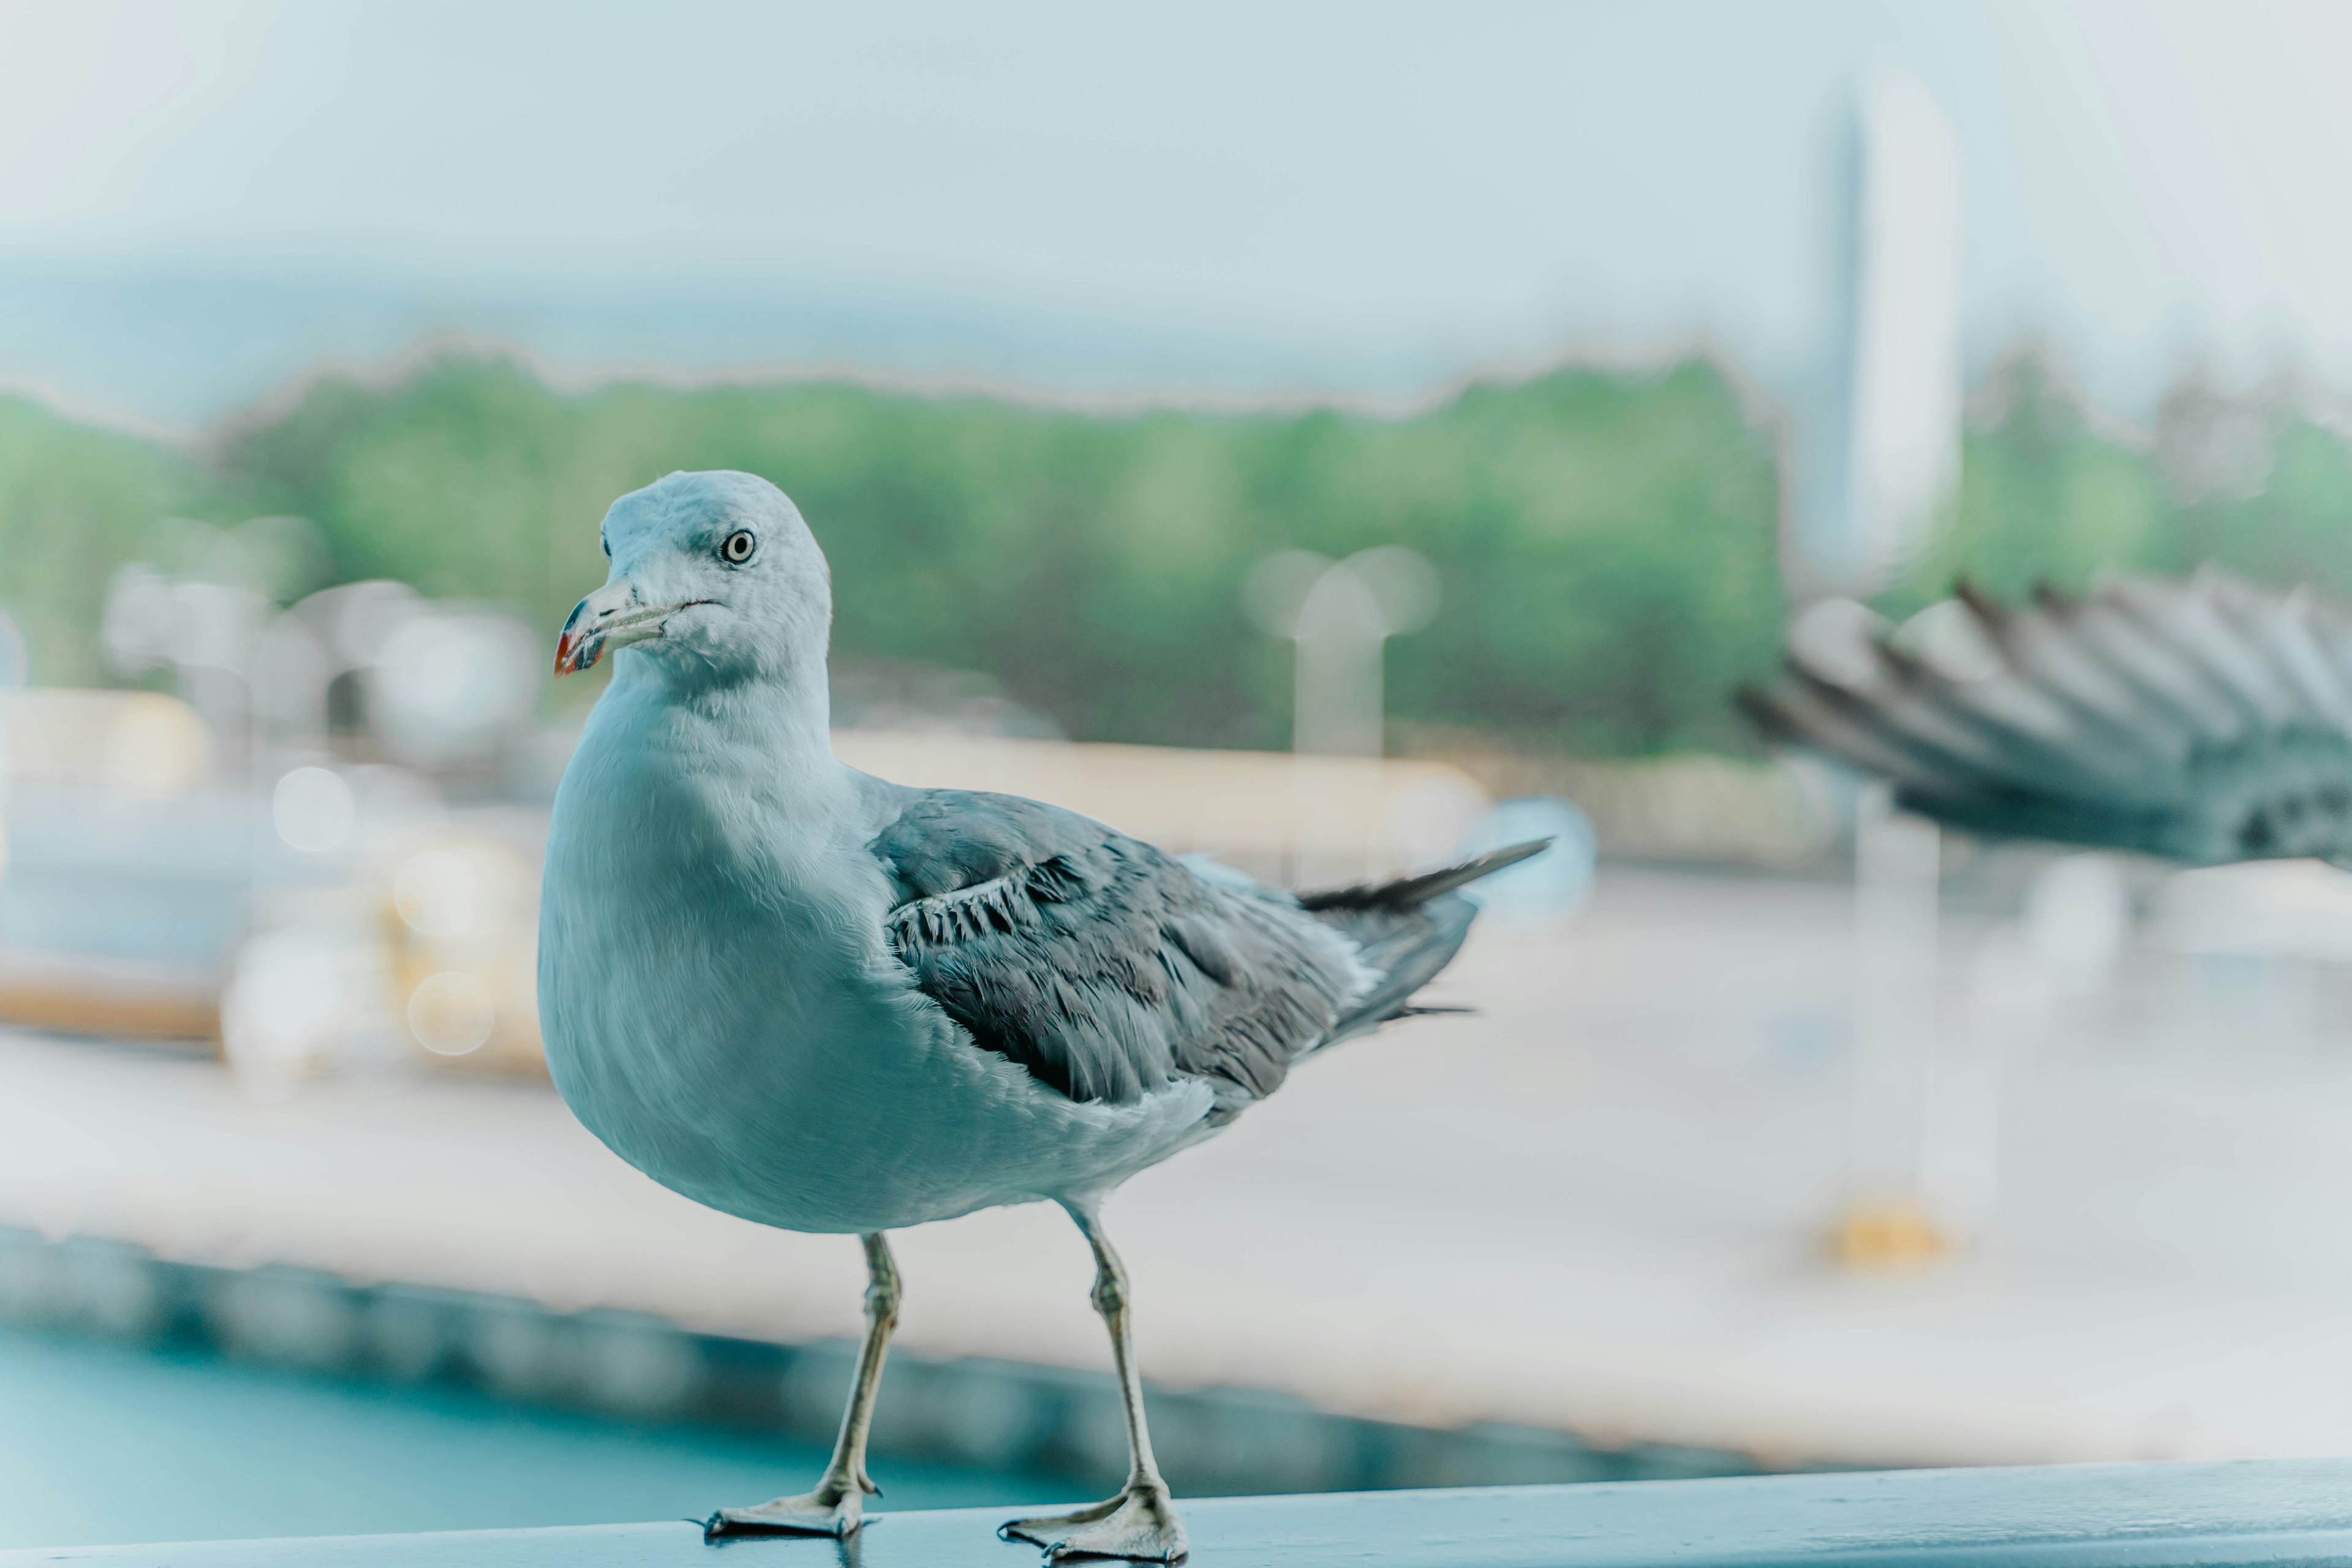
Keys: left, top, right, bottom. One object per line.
{"left": 537, "top": 674, "right": 1216, "bottom": 1234}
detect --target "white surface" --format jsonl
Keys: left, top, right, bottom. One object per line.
{"left": 8, "top": 864, "right": 2352, "bottom": 1470}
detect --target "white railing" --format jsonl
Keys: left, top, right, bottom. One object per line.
{"left": 7, "top": 1461, "right": 2350, "bottom": 1565}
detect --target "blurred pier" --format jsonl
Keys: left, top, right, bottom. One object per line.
{"left": 11, "top": 859, "right": 2352, "bottom": 1485}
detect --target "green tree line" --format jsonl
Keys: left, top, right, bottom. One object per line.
{"left": 4, "top": 353, "right": 1786, "bottom": 755}
{"left": 1887, "top": 353, "right": 2352, "bottom": 619}
{"left": 7, "top": 348, "right": 2351, "bottom": 760}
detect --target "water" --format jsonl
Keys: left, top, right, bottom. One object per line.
{"left": 0, "top": 1329, "right": 1064, "bottom": 1548}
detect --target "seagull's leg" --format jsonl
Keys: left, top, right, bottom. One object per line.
{"left": 705, "top": 1232, "right": 900, "bottom": 1540}
{"left": 1001, "top": 1202, "right": 1188, "bottom": 1563}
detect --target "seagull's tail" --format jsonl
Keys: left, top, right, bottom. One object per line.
{"left": 1300, "top": 840, "right": 1551, "bottom": 1044}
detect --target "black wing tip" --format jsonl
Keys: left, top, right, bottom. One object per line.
{"left": 1463, "top": 837, "right": 1553, "bottom": 878}
{"left": 2033, "top": 578, "right": 2083, "bottom": 617}
{"left": 1298, "top": 837, "right": 1553, "bottom": 912}
{"left": 1951, "top": 578, "right": 2012, "bottom": 637}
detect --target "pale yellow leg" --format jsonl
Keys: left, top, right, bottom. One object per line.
{"left": 706, "top": 1232, "right": 900, "bottom": 1540}
{"left": 1001, "top": 1204, "right": 1188, "bottom": 1562}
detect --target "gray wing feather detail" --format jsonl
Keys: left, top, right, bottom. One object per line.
{"left": 871, "top": 791, "right": 1366, "bottom": 1120}
{"left": 1741, "top": 571, "right": 2352, "bottom": 864}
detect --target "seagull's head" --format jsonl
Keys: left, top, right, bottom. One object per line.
{"left": 554, "top": 470, "right": 831, "bottom": 688}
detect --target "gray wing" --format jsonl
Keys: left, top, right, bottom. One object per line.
{"left": 869, "top": 790, "right": 1368, "bottom": 1120}
{"left": 1740, "top": 572, "right": 2352, "bottom": 864}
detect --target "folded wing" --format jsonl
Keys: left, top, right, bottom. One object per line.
{"left": 870, "top": 790, "right": 1366, "bottom": 1121}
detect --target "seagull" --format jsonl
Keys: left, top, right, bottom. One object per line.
{"left": 538, "top": 470, "right": 1542, "bottom": 1562}
{"left": 1740, "top": 571, "right": 2352, "bottom": 866}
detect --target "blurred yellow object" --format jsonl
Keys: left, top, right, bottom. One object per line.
{"left": 381, "top": 835, "right": 545, "bottom": 1076}
{"left": 0, "top": 949, "right": 219, "bottom": 1042}
{"left": 1832, "top": 1197, "right": 1956, "bottom": 1271}
{"left": 2, "top": 688, "right": 213, "bottom": 797}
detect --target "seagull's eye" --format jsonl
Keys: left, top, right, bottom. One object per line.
{"left": 720, "top": 529, "right": 757, "bottom": 565}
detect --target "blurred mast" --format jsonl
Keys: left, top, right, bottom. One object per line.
{"left": 1789, "top": 64, "right": 1968, "bottom": 1267}
{"left": 1788, "top": 61, "right": 1962, "bottom": 599}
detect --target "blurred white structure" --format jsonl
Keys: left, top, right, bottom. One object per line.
{"left": 1245, "top": 546, "right": 1439, "bottom": 757}
{"left": 370, "top": 608, "right": 541, "bottom": 771}
{"left": 29, "top": 526, "right": 544, "bottom": 1068}
{"left": 1789, "top": 62, "right": 1964, "bottom": 598}
{"left": 252, "top": 578, "right": 421, "bottom": 753}
{"left": 105, "top": 549, "right": 541, "bottom": 783}
{"left": 102, "top": 565, "right": 270, "bottom": 777}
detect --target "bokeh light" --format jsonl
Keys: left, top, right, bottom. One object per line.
{"left": 407, "top": 970, "right": 496, "bottom": 1057}
{"left": 271, "top": 766, "right": 354, "bottom": 854}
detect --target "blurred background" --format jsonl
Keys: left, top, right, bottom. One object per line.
{"left": 11, "top": 0, "right": 2352, "bottom": 1548}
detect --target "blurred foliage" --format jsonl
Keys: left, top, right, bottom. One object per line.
{"left": 209, "top": 353, "right": 1786, "bottom": 755}
{"left": 13, "top": 346, "right": 2350, "bottom": 759}
{"left": 0, "top": 397, "right": 234, "bottom": 687}
{"left": 1887, "top": 350, "right": 2352, "bottom": 620}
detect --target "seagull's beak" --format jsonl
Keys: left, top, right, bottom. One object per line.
{"left": 554, "top": 581, "right": 707, "bottom": 677}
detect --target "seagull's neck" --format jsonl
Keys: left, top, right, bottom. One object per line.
{"left": 611, "top": 654, "right": 843, "bottom": 795}
{"left": 709, "top": 666, "right": 833, "bottom": 761}
{"left": 718, "top": 674, "right": 830, "bottom": 760}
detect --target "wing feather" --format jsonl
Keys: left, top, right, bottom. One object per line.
{"left": 1743, "top": 574, "right": 2352, "bottom": 865}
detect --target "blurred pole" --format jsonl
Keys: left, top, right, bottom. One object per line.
{"left": 1920, "top": 935, "right": 2015, "bottom": 1242}
{"left": 1289, "top": 561, "right": 1389, "bottom": 885}
{"left": 1245, "top": 548, "right": 1438, "bottom": 883}
{"left": 1291, "top": 564, "right": 1389, "bottom": 758}
{"left": 1918, "top": 856, "right": 2129, "bottom": 1243}
{"left": 1838, "top": 782, "right": 1951, "bottom": 1267}
{"left": 1782, "top": 64, "right": 1966, "bottom": 1267}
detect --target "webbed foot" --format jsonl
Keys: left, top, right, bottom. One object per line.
{"left": 1000, "top": 1481, "right": 1187, "bottom": 1562}
{"left": 705, "top": 1472, "right": 875, "bottom": 1540}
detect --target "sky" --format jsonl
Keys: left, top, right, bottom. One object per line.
{"left": 2, "top": 1, "right": 2351, "bottom": 429}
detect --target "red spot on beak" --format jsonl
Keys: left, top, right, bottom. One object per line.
{"left": 554, "top": 595, "right": 599, "bottom": 676}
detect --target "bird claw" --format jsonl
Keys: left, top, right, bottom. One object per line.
{"left": 704, "top": 1477, "right": 869, "bottom": 1540}
{"left": 1000, "top": 1482, "right": 1188, "bottom": 1562}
